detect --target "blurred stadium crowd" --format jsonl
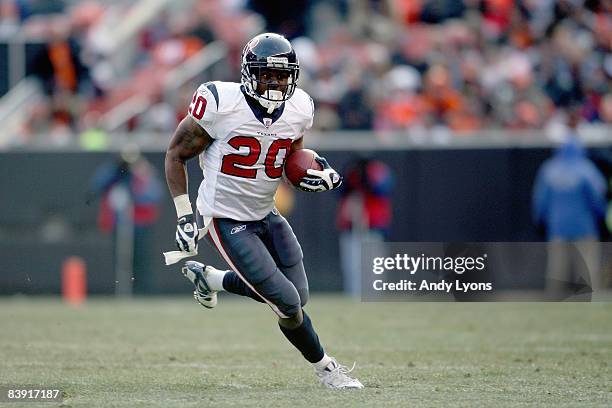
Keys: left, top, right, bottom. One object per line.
{"left": 0, "top": 0, "right": 610, "bottom": 148}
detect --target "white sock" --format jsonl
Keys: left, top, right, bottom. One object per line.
{"left": 205, "top": 266, "right": 228, "bottom": 291}
{"left": 313, "top": 354, "right": 335, "bottom": 371}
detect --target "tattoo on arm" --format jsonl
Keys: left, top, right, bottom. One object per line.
{"left": 171, "top": 117, "right": 212, "bottom": 160}
{"left": 165, "top": 117, "right": 213, "bottom": 197}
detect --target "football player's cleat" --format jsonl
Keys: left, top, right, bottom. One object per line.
{"left": 181, "top": 261, "right": 217, "bottom": 309}
{"left": 315, "top": 358, "right": 364, "bottom": 389}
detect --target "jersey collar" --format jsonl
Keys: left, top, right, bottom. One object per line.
{"left": 241, "top": 86, "right": 285, "bottom": 126}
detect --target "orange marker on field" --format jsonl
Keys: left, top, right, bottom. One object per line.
{"left": 62, "top": 257, "right": 87, "bottom": 305}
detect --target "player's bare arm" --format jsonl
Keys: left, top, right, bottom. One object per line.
{"left": 291, "top": 137, "right": 303, "bottom": 152}
{"left": 165, "top": 116, "right": 213, "bottom": 198}
{"left": 165, "top": 116, "right": 213, "bottom": 253}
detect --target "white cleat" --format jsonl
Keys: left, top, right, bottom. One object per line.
{"left": 315, "top": 358, "right": 364, "bottom": 389}
{"left": 181, "top": 261, "right": 218, "bottom": 309}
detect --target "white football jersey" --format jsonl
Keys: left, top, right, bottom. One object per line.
{"left": 187, "top": 81, "right": 314, "bottom": 221}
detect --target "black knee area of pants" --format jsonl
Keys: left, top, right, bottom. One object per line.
{"left": 297, "top": 287, "right": 309, "bottom": 307}
{"left": 278, "top": 293, "right": 301, "bottom": 317}
{"left": 278, "top": 310, "right": 324, "bottom": 363}
{"left": 261, "top": 273, "right": 302, "bottom": 317}
{"left": 278, "top": 261, "right": 308, "bottom": 307}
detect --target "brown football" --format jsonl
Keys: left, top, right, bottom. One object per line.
{"left": 283, "top": 149, "right": 323, "bottom": 187}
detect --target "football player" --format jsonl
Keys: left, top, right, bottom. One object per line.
{"left": 164, "top": 33, "right": 363, "bottom": 389}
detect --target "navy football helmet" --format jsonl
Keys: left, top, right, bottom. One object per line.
{"left": 241, "top": 33, "right": 300, "bottom": 113}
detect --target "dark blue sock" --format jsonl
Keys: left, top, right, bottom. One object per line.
{"left": 279, "top": 311, "right": 325, "bottom": 363}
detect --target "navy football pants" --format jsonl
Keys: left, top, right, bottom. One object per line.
{"left": 203, "top": 209, "right": 309, "bottom": 318}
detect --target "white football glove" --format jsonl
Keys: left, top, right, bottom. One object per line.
{"left": 175, "top": 214, "right": 199, "bottom": 253}
{"left": 299, "top": 156, "right": 343, "bottom": 192}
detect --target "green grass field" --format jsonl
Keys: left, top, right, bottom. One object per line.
{"left": 0, "top": 296, "right": 611, "bottom": 407}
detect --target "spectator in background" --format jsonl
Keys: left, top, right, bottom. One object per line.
{"left": 0, "top": 1, "right": 19, "bottom": 34}
{"left": 590, "top": 147, "right": 612, "bottom": 239}
{"left": 337, "top": 156, "right": 393, "bottom": 296}
{"left": 247, "top": 0, "right": 308, "bottom": 39}
{"left": 591, "top": 146, "right": 612, "bottom": 288}
{"left": 4, "top": 0, "right": 612, "bottom": 139}
{"left": 28, "top": 15, "right": 89, "bottom": 96}
{"left": 421, "top": 64, "right": 465, "bottom": 128}
{"left": 532, "top": 107, "right": 607, "bottom": 299}
{"left": 88, "top": 145, "right": 163, "bottom": 294}
{"left": 20, "top": 15, "right": 90, "bottom": 145}
{"left": 337, "top": 68, "right": 374, "bottom": 130}
{"left": 13, "top": 0, "right": 65, "bottom": 20}
{"left": 419, "top": 0, "right": 466, "bottom": 24}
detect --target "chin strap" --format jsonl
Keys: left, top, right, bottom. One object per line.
{"left": 259, "top": 90, "right": 284, "bottom": 114}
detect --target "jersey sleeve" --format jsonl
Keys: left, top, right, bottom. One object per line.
{"left": 304, "top": 95, "right": 315, "bottom": 131}
{"left": 295, "top": 90, "right": 315, "bottom": 140}
{"left": 187, "top": 82, "right": 219, "bottom": 138}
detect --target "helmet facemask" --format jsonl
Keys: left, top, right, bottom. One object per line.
{"left": 241, "top": 58, "right": 299, "bottom": 114}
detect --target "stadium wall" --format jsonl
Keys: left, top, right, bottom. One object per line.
{"left": 0, "top": 147, "right": 605, "bottom": 294}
